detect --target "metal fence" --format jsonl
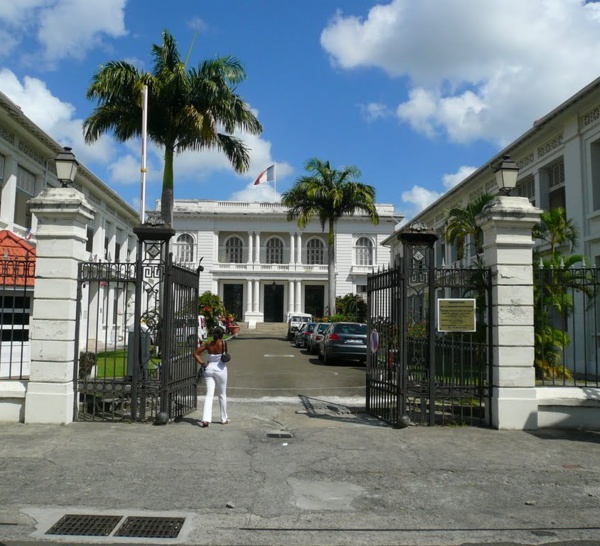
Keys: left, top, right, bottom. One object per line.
{"left": 366, "top": 226, "right": 492, "bottom": 427}
{"left": 0, "top": 257, "right": 35, "bottom": 380}
{"left": 534, "top": 265, "right": 600, "bottom": 387}
{"left": 74, "top": 225, "right": 200, "bottom": 423}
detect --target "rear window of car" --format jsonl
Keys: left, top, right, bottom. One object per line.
{"left": 334, "top": 323, "right": 367, "bottom": 335}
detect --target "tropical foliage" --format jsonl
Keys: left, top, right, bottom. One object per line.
{"left": 532, "top": 207, "right": 579, "bottom": 259}
{"left": 444, "top": 193, "right": 495, "bottom": 261}
{"left": 281, "top": 158, "right": 379, "bottom": 314}
{"left": 83, "top": 30, "right": 262, "bottom": 224}
{"left": 198, "top": 291, "right": 225, "bottom": 332}
{"left": 335, "top": 293, "right": 367, "bottom": 323}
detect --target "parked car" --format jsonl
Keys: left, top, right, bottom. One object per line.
{"left": 295, "top": 322, "right": 317, "bottom": 348}
{"left": 307, "top": 322, "right": 330, "bottom": 354}
{"left": 287, "top": 312, "right": 313, "bottom": 340}
{"left": 318, "top": 322, "right": 368, "bottom": 364}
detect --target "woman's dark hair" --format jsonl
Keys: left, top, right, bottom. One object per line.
{"left": 212, "top": 326, "right": 225, "bottom": 341}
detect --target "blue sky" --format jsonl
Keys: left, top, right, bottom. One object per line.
{"left": 2, "top": 0, "right": 600, "bottom": 222}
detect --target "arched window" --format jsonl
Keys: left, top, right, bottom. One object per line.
{"left": 266, "top": 237, "right": 283, "bottom": 264}
{"left": 176, "top": 234, "right": 194, "bottom": 263}
{"left": 307, "top": 238, "right": 324, "bottom": 265}
{"left": 355, "top": 237, "right": 373, "bottom": 266}
{"left": 225, "top": 236, "right": 244, "bottom": 263}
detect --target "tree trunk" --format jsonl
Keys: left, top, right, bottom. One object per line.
{"left": 160, "top": 147, "right": 175, "bottom": 226}
{"left": 327, "top": 221, "right": 336, "bottom": 316}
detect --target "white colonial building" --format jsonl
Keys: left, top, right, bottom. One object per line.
{"left": 169, "top": 199, "right": 400, "bottom": 327}
{"left": 384, "top": 75, "right": 600, "bottom": 268}
{"left": 0, "top": 90, "right": 140, "bottom": 383}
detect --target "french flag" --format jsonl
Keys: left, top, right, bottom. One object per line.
{"left": 254, "top": 164, "right": 276, "bottom": 185}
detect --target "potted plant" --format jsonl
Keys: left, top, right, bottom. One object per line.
{"left": 226, "top": 313, "right": 240, "bottom": 335}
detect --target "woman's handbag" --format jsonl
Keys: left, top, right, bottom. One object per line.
{"left": 221, "top": 340, "right": 231, "bottom": 363}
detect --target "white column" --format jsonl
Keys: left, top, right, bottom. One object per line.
{"left": 248, "top": 231, "right": 253, "bottom": 265}
{"left": 255, "top": 232, "right": 261, "bottom": 264}
{"left": 288, "top": 280, "right": 295, "bottom": 315}
{"left": 246, "top": 279, "right": 252, "bottom": 313}
{"left": 214, "top": 231, "right": 220, "bottom": 264}
{"left": 253, "top": 279, "right": 260, "bottom": 312}
{"left": 290, "top": 233, "right": 295, "bottom": 265}
{"left": 295, "top": 279, "right": 302, "bottom": 312}
{"left": 296, "top": 232, "right": 302, "bottom": 264}
{"left": 25, "top": 187, "right": 95, "bottom": 424}
{"left": 0, "top": 156, "right": 17, "bottom": 228}
{"left": 478, "top": 195, "right": 542, "bottom": 430}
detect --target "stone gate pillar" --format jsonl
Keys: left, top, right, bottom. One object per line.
{"left": 24, "top": 188, "right": 94, "bottom": 424}
{"left": 477, "top": 196, "right": 541, "bottom": 430}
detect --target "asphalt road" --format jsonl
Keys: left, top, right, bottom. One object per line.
{"left": 224, "top": 329, "right": 366, "bottom": 401}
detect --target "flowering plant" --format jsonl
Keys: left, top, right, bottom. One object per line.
{"left": 407, "top": 311, "right": 428, "bottom": 339}
{"left": 198, "top": 291, "right": 225, "bottom": 332}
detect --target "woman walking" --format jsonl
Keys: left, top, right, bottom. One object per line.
{"left": 194, "top": 326, "right": 229, "bottom": 427}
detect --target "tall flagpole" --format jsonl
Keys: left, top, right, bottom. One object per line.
{"left": 273, "top": 163, "right": 277, "bottom": 194}
{"left": 140, "top": 85, "right": 148, "bottom": 223}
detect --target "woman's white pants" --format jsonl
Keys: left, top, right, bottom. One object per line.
{"left": 201, "top": 362, "right": 228, "bottom": 424}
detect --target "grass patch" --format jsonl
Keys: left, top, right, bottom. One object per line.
{"left": 96, "top": 348, "right": 129, "bottom": 378}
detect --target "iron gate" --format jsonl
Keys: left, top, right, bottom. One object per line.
{"left": 366, "top": 223, "right": 493, "bottom": 427}
{"left": 73, "top": 223, "right": 200, "bottom": 423}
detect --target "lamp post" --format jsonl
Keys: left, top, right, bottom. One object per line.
{"left": 55, "top": 146, "right": 79, "bottom": 187}
{"left": 493, "top": 154, "right": 519, "bottom": 196}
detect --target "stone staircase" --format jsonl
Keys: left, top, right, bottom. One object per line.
{"left": 237, "top": 321, "right": 288, "bottom": 336}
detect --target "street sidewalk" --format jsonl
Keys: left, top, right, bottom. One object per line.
{"left": 1, "top": 397, "right": 600, "bottom": 546}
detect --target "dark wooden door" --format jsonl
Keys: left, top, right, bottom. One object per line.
{"left": 264, "top": 283, "right": 284, "bottom": 322}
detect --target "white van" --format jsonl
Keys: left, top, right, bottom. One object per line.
{"left": 198, "top": 315, "right": 208, "bottom": 341}
{"left": 287, "top": 312, "right": 313, "bottom": 341}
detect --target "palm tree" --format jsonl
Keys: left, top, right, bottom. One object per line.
{"left": 83, "top": 30, "right": 262, "bottom": 225}
{"left": 281, "top": 158, "right": 379, "bottom": 315}
{"left": 444, "top": 193, "right": 495, "bottom": 261}
{"left": 532, "top": 207, "right": 579, "bottom": 258}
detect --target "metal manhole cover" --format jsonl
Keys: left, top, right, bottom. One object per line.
{"left": 46, "top": 514, "right": 122, "bottom": 536}
{"left": 114, "top": 516, "right": 185, "bottom": 538}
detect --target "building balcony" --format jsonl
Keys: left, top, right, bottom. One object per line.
{"left": 350, "top": 264, "right": 376, "bottom": 275}
{"left": 213, "top": 261, "right": 328, "bottom": 275}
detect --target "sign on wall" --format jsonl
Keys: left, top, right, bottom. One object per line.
{"left": 437, "top": 298, "right": 476, "bottom": 332}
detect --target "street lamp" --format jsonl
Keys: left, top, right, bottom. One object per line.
{"left": 55, "top": 146, "right": 79, "bottom": 187}
{"left": 493, "top": 154, "right": 519, "bottom": 196}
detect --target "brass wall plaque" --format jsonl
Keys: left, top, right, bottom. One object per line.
{"left": 437, "top": 298, "right": 476, "bottom": 332}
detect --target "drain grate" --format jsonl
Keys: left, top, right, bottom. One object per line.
{"left": 114, "top": 516, "right": 185, "bottom": 538}
{"left": 46, "top": 514, "right": 122, "bottom": 536}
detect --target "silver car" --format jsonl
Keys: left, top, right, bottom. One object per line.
{"left": 307, "top": 322, "right": 330, "bottom": 354}
{"left": 294, "top": 322, "right": 317, "bottom": 348}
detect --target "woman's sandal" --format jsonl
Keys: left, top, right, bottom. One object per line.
{"left": 221, "top": 420, "right": 230, "bottom": 425}
{"left": 200, "top": 421, "right": 210, "bottom": 428}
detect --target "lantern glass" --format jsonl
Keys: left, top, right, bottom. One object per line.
{"left": 493, "top": 155, "right": 519, "bottom": 194}
{"left": 55, "top": 147, "right": 79, "bottom": 185}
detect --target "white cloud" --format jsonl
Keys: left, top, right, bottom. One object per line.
{"left": 401, "top": 185, "right": 441, "bottom": 216}
{"left": 322, "top": 0, "right": 600, "bottom": 145}
{"left": 0, "top": 0, "right": 127, "bottom": 66}
{"left": 399, "top": 164, "right": 477, "bottom": 220}
{"left": 361, "top": 102, "right": 392, "bottom": 122}
{"left": 442, "top": 165, "right": 477, "bottom": 190}
{"left": 231, "top": 184, "right": 280, "bottom": 203}
{"left": 0, "top": 69, "right": 117, "bottom": 166}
